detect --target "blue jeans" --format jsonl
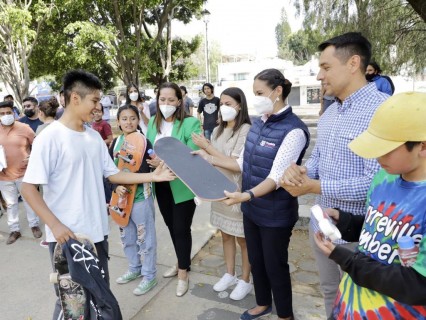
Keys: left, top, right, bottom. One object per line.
{"left": 204, "top": 129, "right": 213, "bottom": 141}
{"left": 120, "top": 196, "right": 157, "bottom": 280}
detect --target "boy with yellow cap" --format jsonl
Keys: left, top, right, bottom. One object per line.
{"left": 314, "top": 92, "right": 426, "bottom": 319}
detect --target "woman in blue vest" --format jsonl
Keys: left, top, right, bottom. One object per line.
{"left": 195, "top": 69, "right": 309, "bottom": 320}
{"left": 146, "top": 82, "right": 202, "bottom": 297}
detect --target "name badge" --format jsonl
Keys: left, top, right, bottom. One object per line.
{"left": 260, "top": 140, "right": 275, "bottom": 149}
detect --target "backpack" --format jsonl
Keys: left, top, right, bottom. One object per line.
{"left": 381, "top": 75, "right": 395, "bottom": 94}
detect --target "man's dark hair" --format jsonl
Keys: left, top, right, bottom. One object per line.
{"left": 203, "top": 83, "right": 214, "bottom": 94}
{"left": 63, "top": 70, "right": 103, "bottom": 106}
{"left": 405, "top": 141, "right": 421, "bottom": 152}
{"left": 3, "top": 94, "right": 14, "bottom": 101}
{"left": 23, "top": 96, "right": 39, "bottom": 106}
{"left": 0, "top": 101, "right": 13, "bottom": 110}
{"left": 318, "top": 32, "right": 372, "bottom": 72}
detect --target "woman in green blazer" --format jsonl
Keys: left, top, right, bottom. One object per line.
{"left": 146, "top": 82, "right": 202, "bottom": 297}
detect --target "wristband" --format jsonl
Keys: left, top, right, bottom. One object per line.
{"left": 244, "top": 190, "right": 255, "bottom": 201}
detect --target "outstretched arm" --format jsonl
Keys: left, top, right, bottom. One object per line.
{"left": 108, "top": 162, "right": 175, "bottom": 184}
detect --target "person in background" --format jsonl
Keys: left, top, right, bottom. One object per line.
{"left": 366, "top": 61, "right": 394, "bottom": 96}
{"left": 192, "top": 87, "right": 253, "bottom": 301}
{"left": 0, "top": 100, "right": 42, "bottom": 245}
{"left": 146, "top": 82, "right": 202, "bottom": 297}
{"left": 197, "top": 83, "right": 220, "bottom": 140}
{"left": 3, "top": 95, "right": 20, "bottom": 119}
{"left": 280, "top": 32, "right": 388, "bottom": 318}
{"left": 196, "top": 69, "right": 310, "bottom": 320}
{"left": 148, "top": 87, "right": 158, "bottom": 116}
{"left": 319, "top": 85, "right": 335, "bottom": 116}
{"left": 55, "top": 87, "right": 65, "bottom": 120}
{"left": 118, "top": 93, "right": 127, "bottom": 107}
{"left": 19, "top": 97, "right": 43, "bottom": 132}
{"left": 100, "top": 95, "right": 112, "bottom": 122}
{"left": 92, "top": 103, "right": 113, "bottom": 146}
{"left": 180, "top": 86, "right": 194, "bottom": 116}
{"left": 36, "top": 97, "right": 59, "bottom": 135}
{"left": 126, "top": 84, "right": 150, "bottom": 135}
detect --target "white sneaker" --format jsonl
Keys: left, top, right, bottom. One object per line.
{"left": 213, "top": 273, "right": 237, "bottom": 292}
{"left": 230, "top": 279, "right": 253, "bottom": 300}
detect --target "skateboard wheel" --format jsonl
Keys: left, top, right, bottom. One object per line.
{"left": 194, "top": 197, "right": 202, "bottom": 206}
{"left": 50, "top": 272, "right": 59, "bottom": 284}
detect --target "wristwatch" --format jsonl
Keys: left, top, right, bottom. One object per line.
{"left": 244, "top": 190, "right": 255, "bottom": 201}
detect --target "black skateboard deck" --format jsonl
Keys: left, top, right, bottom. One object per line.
{"left": 154, "top": 136, "right": 238, "bottom": 201}
{"left": 50, "top": 234, "right": 96, "bottom": 319}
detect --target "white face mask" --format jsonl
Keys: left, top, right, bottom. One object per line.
{"left": 129, "top": 92, "right": 139, "bottom": 102}
{"left": 1, "top": 114, "right": 15, "bottom": 126}
{"left": 220, "top": 105, "right": 238, "bottom": 122}
{"left": 159, "top": 105, "right": 177, "bottom": 119}
{"left": 252, "top": 89, "right": 277, "bottom": 115}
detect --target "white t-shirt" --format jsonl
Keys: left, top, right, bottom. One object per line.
{"left": 23, "top": 121, "right": 119, "bottom": 242}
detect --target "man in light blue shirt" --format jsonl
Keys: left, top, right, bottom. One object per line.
{"left": 281, "top": 32, "right": 389, "bottom": 318}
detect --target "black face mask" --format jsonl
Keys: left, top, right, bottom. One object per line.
{"left": 365, "top": 73, "right": 376, "bottom": 82}
{"left": 24, "top": 109, "right": 36, "bottom": 117}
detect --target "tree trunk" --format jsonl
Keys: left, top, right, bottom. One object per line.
{"left": 407, "top": 0, "right": 426, "bottom": 22}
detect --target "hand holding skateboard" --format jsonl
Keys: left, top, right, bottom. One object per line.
{"left": 152, "top": 162, "right": 175, "bottom": 182}
{"left": 51, "top": 221, "right": 76, "bottom": 245}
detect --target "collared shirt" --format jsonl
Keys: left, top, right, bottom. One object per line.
{"left": 306, "top": 83, "right": 388, "bottom": 242}
{"left": 237, "top": 105, "right": 307, "bottom": 187}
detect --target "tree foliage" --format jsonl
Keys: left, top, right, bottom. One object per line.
{"left": 0, "top": 0, "right": 54, "bottom": 104}
{"left": 276, "top": 9, "right": 323, "bottom": 65}
{"left": 30, "top": 0, "right": 205, "bottom": 89}
{"left": 293, "top": 0, "right": 426, "bottom": 73}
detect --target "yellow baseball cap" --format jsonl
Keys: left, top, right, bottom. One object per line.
{"left": 349, "top": 92, "right": 426, "bottom": 158}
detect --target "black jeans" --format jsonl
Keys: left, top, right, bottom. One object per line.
{"left": 48, "top": 236, "right": 110, "bottom": 320}
{"left": 243, "top": 215, "right": 294, "bottom": 319}
{"left": 155, "top": 182, "right": 196, "bottom": 270}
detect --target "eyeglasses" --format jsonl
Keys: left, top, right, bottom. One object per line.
{"left": 93, "top": 110, "right": 103, "bottom": 114}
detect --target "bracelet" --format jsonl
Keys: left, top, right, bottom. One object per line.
{"left": 244, "top": 190, "right": 255, "bottom": 201}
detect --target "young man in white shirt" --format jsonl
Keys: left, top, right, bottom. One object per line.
{"left": 21, "top": 69, "right": 174, "bottom": 319}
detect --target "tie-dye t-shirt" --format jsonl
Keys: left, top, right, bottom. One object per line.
{"left": 333, "top": 169, "right": 426, "bottom": 319}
